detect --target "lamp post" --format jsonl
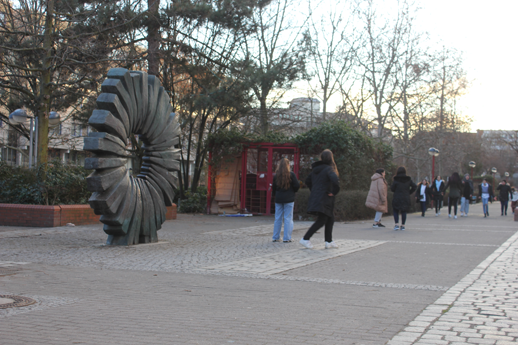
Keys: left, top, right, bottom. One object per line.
{"left": 8, "top": 109, "right": 60, "bottom": 168}
{"left": 491, "top": 167, "right": 497, "bottom": 186}
{"left": 428, "top": 147, "right": 440, "bottom": 180}
{"left": 469, "top": 161, "right": 476, "bottom": 178}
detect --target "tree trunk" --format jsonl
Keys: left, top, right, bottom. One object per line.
{"left": 37, "top": 0, "right": 55, "bottom": 169}
{"left": 147, "top": 0, "right": 160, "bottom": 76}
{"left": 259, "top": 97, "right": 268, "bottom": 135}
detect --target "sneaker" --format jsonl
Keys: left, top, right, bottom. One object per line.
{"left": 460, "top": 213, "right": 464, "bottom": 217}
{"left": 299, "top": 238, "right": 313, "bottom": 249}
{"left": 438, "top": 211, "right": 441, "bottom": 215}
{"left": 272, "top": 239, "right": 280, "bottom": 242}
{"left": 325, "top": 241, "right": 338, "bottom": 249}
{"left": 377, "top": 223, "right": 386, "bottom": 228}
{"left": 283, "top": 239, "right": 292, "bottom": 243}
{"left": 435, "top": 213, "right": 439, "bottom": 217}
{"left": 372, "top": 223, "right": 379, "bottom": 228}
{"left": 465, "top": 214, "right": 468, "bottom": 217}
{"left": 400, "top": 225, "right": 405, "bottom": 231}
{"left": 393, "top": 225, "right": 400, "bottom": 231}
{"left": 448, "top": 214, "right": 452, "bottom": 218}
{"left": 454, "top": 215, "right": 457, "bottom": 219}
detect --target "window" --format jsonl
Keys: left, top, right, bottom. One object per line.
{"left": 73, "top": 124, "right": 83, "bottom": 137}
{"left": 0, "top": 119, "right": 3, "bottom": 127}
{"left": 51, "top": 123, "right": 62, "bottom": 136}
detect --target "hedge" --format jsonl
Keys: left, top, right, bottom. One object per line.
{"left": 293, "top": 188, "right": 420, "bottom": 222}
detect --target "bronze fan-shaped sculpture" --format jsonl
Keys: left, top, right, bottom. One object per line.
{"left": 84, "top": 68, "right": 180, "bottom": 245}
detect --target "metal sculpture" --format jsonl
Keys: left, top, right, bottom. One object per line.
{"left": 84, "top": 68, "right": 180, "bottom": 245}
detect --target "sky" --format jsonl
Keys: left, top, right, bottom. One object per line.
{"left": 283, "top": 0, "right": 518, "bottom": 132}
{"left": 418, "top": 0, "right": 518, "bottom": 132}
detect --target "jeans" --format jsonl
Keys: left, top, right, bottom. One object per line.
{"left": 500, "top": 200, "right": 509, "bottom": 215}
{"left": 448, "top": 197, "right": 459, "bottom": 215}
{"left": 273, "top": 202, "right": 294, "bottom": 241}
{"left": 460, "top": 197, "right": 470, "bottom": 215}
{"left": 420, "top": 201, "right": 427, "bottom": 215}
{"left": 303, "top": 212, "right": 334, "bottom": 242}
{"left": 482, "top": 197, "right": 489, "bottom": 215}
{"left": 374, "top": 211, "right": 383, "bottom": 222}
{"left": 435, "top": 198, "right": 443, "bottom": 213}
{"left": 393, "top": 209, "right": 407, "bottom": 225}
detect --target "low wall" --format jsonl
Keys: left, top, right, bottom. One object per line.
{"left": 0, "top": 204, "right": 177, "bottom": 227}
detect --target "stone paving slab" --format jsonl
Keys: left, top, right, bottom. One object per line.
{"left": 199, "top": 239, "right": 384, "bottom": 275}
{"left": 388, "top": 229, "right": 518, "bottom": 344}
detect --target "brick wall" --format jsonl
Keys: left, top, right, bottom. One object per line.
{"left": 0, "top": 203, "right": 177, "bottom": 227}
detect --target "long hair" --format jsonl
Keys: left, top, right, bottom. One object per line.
{"left": 394, "top": 166, "right": 406, "bottom": 178}
{"left": 449, "top": 172, "right": 461, "bottom": 184}
{"left": 321, "top": 149, "right": 339, "bottom": 176}
{"left": 275, "top": 158, "right": 291, "bottom": 189}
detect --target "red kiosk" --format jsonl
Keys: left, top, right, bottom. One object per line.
{"left": 207, "top": 142, "right": 300, "bottom": 215}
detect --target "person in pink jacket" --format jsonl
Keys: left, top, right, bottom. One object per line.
{"left": 365, "top": 168, "right": 388, "bottom": 228}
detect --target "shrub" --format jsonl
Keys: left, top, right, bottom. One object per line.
{"left": 293, "top": 188, "right": 419, "bottom": 221}
{"left": 178, "top": 188, "right": 207, "bottom": 213}
{"left": 0, "top": 160, "right": 90, "bottom": 205}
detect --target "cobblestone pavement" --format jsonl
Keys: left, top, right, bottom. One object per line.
{"left": 0, "top": 203, "right": 517, "bottom": 344}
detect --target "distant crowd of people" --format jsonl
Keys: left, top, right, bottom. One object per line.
{"left": 269, "top": 148, "right": 517, "bottom": 249}
{"left": 366, "top": 168, "right": 518, "bottom": 231}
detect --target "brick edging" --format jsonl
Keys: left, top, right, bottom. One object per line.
{"left": 0, "top": 203, "right": 177, "bottom": 227}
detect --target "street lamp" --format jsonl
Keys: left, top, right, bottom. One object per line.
{"left": 469, "top": 161, "right": 476, "bottom": 178}
{"left": 9, "top": 109, "right": 37, "bottom": 168}
{"left": 491, "top": 167, "right": 497, "bottom": 186}
{"left": 428, "top": 147, "right": 440, "bottom": 180}
{"left": 8, "top": 109, "right": 60, "bottom": 168}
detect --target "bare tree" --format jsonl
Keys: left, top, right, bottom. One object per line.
{"left": 304, "top": 0, "right": 357, "bottom": 120}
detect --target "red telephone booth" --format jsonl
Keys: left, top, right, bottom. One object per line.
{"left": 207, "top": 142, "right": 300, "bottom": 215}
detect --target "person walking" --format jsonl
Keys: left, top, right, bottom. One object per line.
{"left": 300, "top": 149, "right": 340, "bottom": 249}
{"left": 365, "top": 168, "right": 388, "bottom": 228}
{"left": 391, "top": 167, "right": 417, "bottom": 231}
{"left": 431, "top": 175, "right": 445, "bottom": 216}
{"left": 460, "top": 174, "right": 474, "bottom": 217}
{"left": 415, "top": 179, "right": 432, "bottom": 217}
{"left": 510, "top": 187, "right": 518, "bottom": 214}
{"left": 478, "top": 178, "right": 494, "bottom": 217}
{"left": 272, "top": 158, "right": 300, "bottom": 243}
{"left": 445, "top": 172, "right": 463, "bottom": 219}
{"left": 496, "top": 180, "right": 512, "bottom": 216}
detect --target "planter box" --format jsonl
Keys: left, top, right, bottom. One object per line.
{"left": 0, "top": 203, "right": 177, "bottom": 227}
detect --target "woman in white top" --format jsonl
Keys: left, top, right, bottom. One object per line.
{"left": 415, "top": 179, "right": 432, "bottom": 217}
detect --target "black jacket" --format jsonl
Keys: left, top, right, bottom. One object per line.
{"left": 272, "top": 171, "right": 300, "bottom": 204}
{"left": 462, "top": 179, "right": 474, "bottom": 198}
{"left": 391, "top": 174, "right": 417, "bottom": 212}
{"left": 416, "top": 183, "right": 432, "bottom": 204}
{"left": 305, "top": 161, "right": 340, "bottom": 217}
{"left": 431, "top": 179, "right": 445, "bottom": 200}
{"left": 496, "top": 184, "right": 512, "bottom": 201}
{"left": 445, "top": 181, "right": 463, "bottom": 199}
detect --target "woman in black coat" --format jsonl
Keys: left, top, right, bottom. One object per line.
{"left": 391, "top": 166, "right": 417, "bottom": 231}
{"left": 415, "top": 178, "right": 432, "bottom": 217}
{"left": 431, "top": 175, "right": 445, "bottom": 216}
{"left": 445, "top": 172, "right": 463, "bottom": 219}
{"left": 272, "top": 158, "right": 300, "bottom": 242}
{"left": 300, "top": 149, "right": 340, "bottom": 249}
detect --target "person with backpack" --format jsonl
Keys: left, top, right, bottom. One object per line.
{"left": 460, "top": 174, "right": 474, "bottom": 217}
{"left": 272, "top": 158, "right": 300, "bottom": 243}
{"left": 496, "top": 180, "right": 512, "bottom": 216}
{"left": 366, "top": 168, "right": 388, "bottom": 228}
{"left": 415, "top": 178, "right": 432, "bottom": 217}
{"left": 445, "top": 172, "right": 463, "bottom": 219}
{"left": 431, "top": 175, "right": 445, "bottom": 216}
{"left": 391, "top": 167, "right": 417, "bottom": 231}
{"left": 478, "top": 178, "right": 494, "bottom": 217}
{"left": 300, "top": 149, "right": 340, "bottom": 249}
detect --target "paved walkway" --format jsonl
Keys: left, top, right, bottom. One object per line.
{"left": 0, "top": 203, "right": 517, "bottom": 344}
